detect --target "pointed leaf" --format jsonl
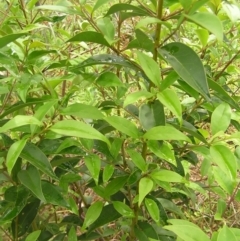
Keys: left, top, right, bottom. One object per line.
{"left": 96, "top": 72, "right": 124, "bottom": 87}
{"left": 123, "top": 90, "right": 154, "bottom": 107}
{"left": 6, "top": 138, "right": 27, "bottom": 174}
{"left": 137, "top": 51, "right": 161, "bottom": 87}
{"left": 210, "top": 145, "right": 237, "bottom": 180}
{"left": 0, "top": 115, "right": 42, "bottom": 133}
{"left": 60, "top": 103, "right": 104, "bottom": 119}
{"left": 82, "top": 201, "right": 103, "bottom": 230}
{"left": 18, "top": 166, "right": 46, "bottom": 202}
{"left": 0, "top": 33, "right": 25, "bottom": 49}
{"left": 85, "top": 154, "right": 101, "bottom": 185}
{"left": 113, "top": 201, "right": 134, "bottom": 218}
{"left": 138, "top": 177, "right": 153, "bottom": 206}
{"left": 97, "top": 17, "right": 115, "bottom": 44}
{"left": 185, "top": 12, "right": 223, "bottom": 40}
{"left": 211, "top": 103, "right": 231, "bottom": 135}
{"left": 164, "top": 219, "right": 211, "bottom": 241}
{"left": 143, "top": 125, "right": 191, "bottom": 142}
{"left": 145, "top": 198, "right": 160, "bottom": 223}
{"left": 157, "top": 88, "right": 182, "bottom": 124}
{"left": 127, "top": 149, "right": 147, "bottom": 172}
{"left": 103, "top": 164, "right": 114, "bottom": 183}
{"left": 68, "top": 227, "right": 77, "bottom": 241}
{"left": 159, "top": 42, "right": 210, "bottom": 100}
{"left": 217, "top": 226, "right": 237, "bottom": 241}
{"left": 26, "top": 230, "right": 41, "bottom": 241}
{"left": 104, "top": 116, "right": 139, "bottom": 138}
{"left": 67, "top": 31, "right": 110, "bottom": 47}
{"left": 92, "top": 0, "right": 111, "bottom": 13}
{"left": 20, "top": 143, "right": 57, "bottom": 180}
{"left": 50, "top": 120, "right": 110, "bottom": 146}
{"left": 104, "top": 176, "right": 127, "bottom": 197}
{"left": 150, "top": 170, "right": 184, "bottom": 183}
{"left": 139, "top": 100, "right": 165, "bottom": 130}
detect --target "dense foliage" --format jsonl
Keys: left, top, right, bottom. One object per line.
{"left": 1, "top": 0, "right": 240, "bottom": 240}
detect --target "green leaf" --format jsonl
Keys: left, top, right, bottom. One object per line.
{"left": 0, "top": 33, "right": 25, "bottom": 49}
{"left": 139, "top": 100, "right": 165, "bottom": 130}
{"left": 138, "top": 177, "right": 153, "bottom": 206}
{"left": 103, "top": 164, "right": 114, "bottom": 183}
{"left": 97, "top": 17, "right": 115, "bottom": 44}
{"left": 18, "top": 166, "right": 46, "bottom": 202}
{"left": 113, "top": 201, "right": 134, "bottom": 218}
{"left": 104, "top": 176, "right": 127, "bottom": 197}
{"left": 127, "top": 149, "right": 147, "bottom": 172}
{"left": 36, "top": 5, "right": 80, "bottom": 14}
{"left": 60, "top": 103, "right": 104, "bottom": 119}
{"left": 210, "top": 145, "right": 237, "bottom": 180}
{"left": 211, "top": 103, "right": 231, "bottom": 135}
{"left": 185, "top": 12, "right": 223, "bottom": 40}
{"left": 123, "top": 90, "right": 154, "bottom": 107}
{"left": 135, "top": 221, "right": 159, "bottom": 240}
{"left": 157, "top": 88, "right": 182, "bottom": 124}
{"left": 42, "top": 181, "right": 68, "bottom": 207}
{"left": 164, "top": 219, "right": 211, "bottom": 241}
{"left": 104, "top": 116, "right": 139, "bottom": 138}
{"left": 25, "top": 230, "right": 41, "bottom": 241}
{"left": 143, "top": 125, "right": 191, "bottom": 142}
{"left": 145, "top": 198, "right": 160, "bottom": 223}
{"left": 105, "top": 3, "right": 149, "bottom": 16}
{"left": 12, "top": 199, "right": 40, "bottom": 237}
{"left": 208, "top": 79, "right": 240, "bottom": 111}
{"left": 85, "top": 154, "right": 101, "bottom": 185}
{"left": 67, "top": 31, "right": 110, "bottom": 47}
{"left": 222, "top": 2, "right": 240, "bottom": 23}
{"left": 68, "top": 227, "right": 77, "bottom": 241}
{"left": 82, "top": 201, "right": 103, "bottom": 230}
{"left": 96, "top": 72, "right": 124, "bottom": 87}
{"left": 159, "top": 42, "right": 210, "bottom": 100}
{"left": 50, "top": 120, "right": 110, "bottom": 146}
{"left": 21, "top": 143, "right": 57, "bottom": 180}
{"left": 148, "top": 140, "right": 177, "bottom": 166}
{"left": 0, "top": 115, "right": 42, "bottom": 133}
{"left": 88, "top": 204, "right": 121, "bottom": 232}
{"left": 137, "top": 51, "right": 161, "bottom": 87}
{"left": 92, "top": 0, "right": 111, "bottom": 13}
{"left": 196, "top": 29, "right": 209, "bottom": 47}
{"left": 214, "top": 199, "right": 226, "bottom": 220}
{"left": 160, "top": 71, "right": 179, "bottom": 91}
{"left": 217, "top": 226, "right": 237, "bottom": 241}
{"left": 150, "top": 170, "right": 184, "bottom": 183}
{"left": 27, "top": 50, "right": 57, "bottom": 63}
{"left": 6, "top": 138, "right": 27, "bottom": 174}
{"left": 136, "top": 17, "right": 163, "bottom": 29}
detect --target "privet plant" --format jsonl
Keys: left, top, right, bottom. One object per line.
{"left": 0, "top": 0, "right": 240, "bottom": 240}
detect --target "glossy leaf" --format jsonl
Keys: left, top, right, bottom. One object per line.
{"left": 0, "top": 33, "right": 25, "bottom": 49}
{"left": 164, "top": 219, "right": 211, "bottom": 241}
{"left": 104, "top": 116, "right": 139, "bottom": 138}
{"left": 68, "top": 227, "right": 77, "bottom": 241}
{"left": 157, "top": 88, "right": 182, "bottom": 124}
{"left": 6, "top": 138, "right": 27, "bottom": 174}
{"left": 210, "top": 145, "right": 237, "bottom": 180}
{"left": 0, "top": 115, "right": 42, "bottom": 133}
{"left": 159, "top": 42, "right": 210, "bottom": 100}
{"left": 103, "top": 164, "right": 114, "bottom": 183}
{"left": 96, "top": 72, "right": 124, "bottom": 87}
{"left": 143, "top": 125, "right": 191, "bottom": 142}
{"left": 60, "top": 103, "right": 104, "bottom": 119}
{"left": 20, "top": 143, "right": 57, "bottom": 180}
{"left": 85, "top": 154, "right": 101, "bottom": 185}
{"left": 145, "top": 198, "right": 160, "bottom": 223}
{"left": 113, "top": 201, "right": 134, "bottom": 218}
{"left": 92, "top": 0, "right": 111, "bottom": 13}
{"left": 82, "top": 201, "right": 103, "bottom": 230}
{"left": 137, "top": 51, "right": 161, "bottom": 87}
{"left": 104, "top": 176, "right": 127, "bottom": 197}
{"left": 25, "top": 230, "right": 41, "bottom": 241}
{"left": 185, "top": 12, "right": 223, "bottom": 40}
{"left": 123, "top": 90, "right": 154, "bottom": 107}
{"left": 139, "top": 100, "right": 165, "bottom": 130}
{"left": 97, "top": 17, "right": 115, "bottom": 44}
{"left": 217, "top": 226, "right": 237, "bottom": 241}
{"left": 50, "top": 120, "right": 110, "bottom": 146}
{"left": 42, "top": 181, "right": 68, "bottom": 207}
{"left": 67, "top": 31, "right": 110, "bottom": 47}
{"left": 211, "top": 103, "right": 231, "bottom": 135}
{"left": 127, "top": 149, "right": 147, "bottom": 172}
{"left": 138, "top": 177, "right": 153, "bottom": 206}
{"left": 150, "top": 170, "right": 184, "bottom": 183}
{"left": 18, "top": 166, "right": 46, "bottom": 202}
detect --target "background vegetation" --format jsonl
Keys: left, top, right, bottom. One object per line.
{"left": 0, "top": 0, "right": 240, "bottom": 240}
